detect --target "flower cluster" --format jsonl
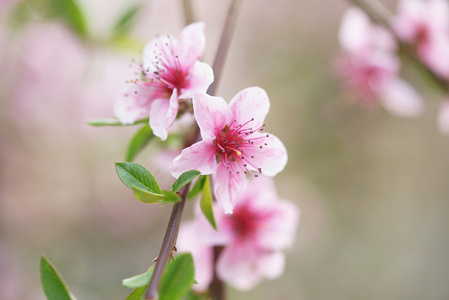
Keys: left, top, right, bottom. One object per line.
{"left": 114, "top": 22, "right": 298, "bottom": 294}
{"left": 338, "top": 1, "right": 449, "bottom": 133}
{"left": 177, "top": 176, "right": 299, "bottom": 291}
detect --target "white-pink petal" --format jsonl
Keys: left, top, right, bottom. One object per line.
{"left": 229, "top": 87, "right": 270, "bottom": 130}
{"left": 114, "top": 85, "right": 153, "bottom": 124}
{"left": 378, "top": 78, "right": 424, "bottom": 117}
{"left": 214, "top": 163, "right": 245, "bottom": 214}
{"left": 170, "top": 140, "right": 217, "bottom": 178}
{"left": 339, "top": 7, "right": 372, "bottom": 53}
{"left": 192, "top": 93, "right": 231, "bottom": 140}
{"left": 178, "top": 22, "right": 206, "bottom": 69}
{"left": 179, "top": 61, "right": 214, "bottom": 99}
{"left": 149, "top": 89, "right": 179, "bottom": 140}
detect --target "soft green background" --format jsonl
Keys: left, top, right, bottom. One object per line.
{"left": 1, "top": 0, "right": 449, "bottom": 299}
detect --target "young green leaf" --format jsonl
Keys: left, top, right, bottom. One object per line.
{"left": 132, "top": 186, "right": 180, "bottom": 204}
{"left": 200, "top": 176, "right": 217, "bottom": 230}
{"left": 87, "top": 117, "right": 148, "bottom": 127}
{"left": 116, "top": 163, "right": 163, "bottom": 195}
{"left": 126, "top": 125, "right": 154, "bottom": 162}
{"left": 40, "top": 256, "right": 75, "bottom": 300}
{"left": 112, "top": 3, "right": 142, "bottom": 37}
{"left": 53, "top": 0, "right": 88, "bottom": 37}
{"left": 123, "top": 266, "right": 154, "bottom": 289}
{"left": 159, "top": 253, "right": 195, "bottom": 300}
{"left": 172, "top": 170, "right": 201, "bottom": 193}
{"left": 187, "top": 175, "right": 206, "bottom": 200}
{"left": 126, "top": 286, "right": 146, "bottom": 300}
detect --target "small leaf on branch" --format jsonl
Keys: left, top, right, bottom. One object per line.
{"left": 123, "top": 266, "right": 155, "bottom": 289}
{"left": 132, "top": 186, "right": 181, "bottom": 204}
{"left": 200, "top": 176, "right": 217, "bottom": 230}
{"left": 116, "top": 162, "right": 163, "bottom": 195}
{"left": 126, "top": 125, "right": 154, "bottom": 162}
{"left": 40, "top": 256, "right": 75, "bottom": 300}
{"left": 159, "top": 253, "right": 195, "bottom": 300}
{"left": 86, "top": 117, "right": 148, "bottom": 127}
{"left": 172, "top": 170, "right": 201, "bottom": 193}
{"left": 126, "top": 286, "right": 147, "bottom": 300}
{"left": 187, "top": 175, "right": 206, "bottom": 200}
{"left": 112, "top": 3, "right": 142, "bottom": 37}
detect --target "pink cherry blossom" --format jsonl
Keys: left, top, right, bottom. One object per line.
{"left": 170, "top": 87, "right": 288, "bottom": 214}
{"left": 393, "top": 0, "right": 449, "bottom": 79}
{"left": 177, "top": 176, "right": 299, "bottom": 291}
{"left": 114, "top": 22, "right": 214, "bottom": 140}
{"left": 338, "top": 7, "right": 423, "bottom": 116}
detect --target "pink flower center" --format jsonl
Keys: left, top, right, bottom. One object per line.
{"left": 131, "top": 36, "right": 188, "bottom": 98}
{"left": 231, "top": 202, "right": 273, "bottom": 239}
{"left": 213, "top": 118, "right": 268, "bottom": 177}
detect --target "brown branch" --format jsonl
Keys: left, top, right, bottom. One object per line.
{"left": 207, "top": 0, "right": 242, "bottom": 96}
{"left": 208, "top": 246, "right": 225, "bottom": 300}
{"left": 145, "top": 184, "right": 191, "bottom": 300}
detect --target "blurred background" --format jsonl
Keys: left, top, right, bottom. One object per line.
{"left": 1, "top": 0, "right": 449, "bottom": 299}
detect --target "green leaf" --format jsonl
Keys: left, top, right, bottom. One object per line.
{"left": 123, "top": 266, "right": 154, "bottom": 289}
{"left": 126, "top": 286, "right": 146, "bottom": 300}
{"left": 200, "top": 176, "right": 217, "bottom": 230}
{"left": 115, "top": 162, "right": 163, "bottom": 195}
{"left": 86, "top": 117, "right": 148, "bottom": 127}
{"left": 40, "top": 256, "right": 75, "bottom": 300}
{"left": 172, "top": 170, "right": 201, "bottom": 193}
{"left": 112, "top": 3, "right": 142, "bottom": 37}
{"left": 187, "top": 176, "right": 206, "bottom": 200}
{"left": 159, "top": 253, "right": 195, "bottom": 300}
{"left": 126, "top": 125, "right": 154, "bottom": 162}
{"left": 53, "top": 0, "right": 88, "bottom": 37}
{"left": 132, "top": 186, "right": 180, "bottom": 204}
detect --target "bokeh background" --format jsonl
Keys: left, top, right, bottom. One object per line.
{"left": 1, "top": 0, "right": 449, "bottom": 299}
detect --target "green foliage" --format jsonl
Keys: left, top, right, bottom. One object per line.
{"left": 187, "top": 175, "right": 206, "bottom": 200}
{"left": 52, "top": 0, "right": 88, "bottom": 37}
{"left": 116, "top": 162, "right": 163, "bottom": 194}
{"left": 159, "top": 253, "right": 195, "bottom": 300}
{"left": 126, "top": 286, "right": 146, "bottom": 300}
{"left": 172, "top": 170, "right": 201, "bottom": 193}
{"left": 200, "top": 176, "right": 217, "bottom": 230}
{"left": 112, "top": 3, "right": 142, "bottom": 37}
{"left": 87, "top": 118, "right": 148, "bottom": 127}
{"left": 126, "top": 125, "right": 154, "bottom": 162}
{"left": 40, "top": 256, "right": 75, "bottom": 300}
{"left": 132, "top": 186, "right": 180, "bottom": 204}
{"left": 123, "top": 266, "right": 154, "bottom": 289}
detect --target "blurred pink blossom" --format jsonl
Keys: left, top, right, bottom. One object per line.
{"left": 177, "top": 176, "right": 299, "bottom": 291}
{"left": 393, "top": 0, "right": 449, "bottom": 78}
{"left": 170, "top": 87, "right": 288, "bottom": 214}
{"left": 338, "top": 7, "right": 423, "bottom": 116}
{"left": 114, "top": 22, "right": 214, "bottom": 140}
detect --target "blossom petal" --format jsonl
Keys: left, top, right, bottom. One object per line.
{"left": 178, "top": 22, "right": 206, "bottom": 69}
{"left": 177, "top": 221, "right": 214, "bottom": 291}
{"left": 193, "top": 93, "right": 231, "bottom": 140}
{"left": 378, "top": 78, "right": 424, "bottom": 117}
{"left": 244, "top": 133, "right": 288, "bottom": 177}
{"left": 229, "top": 87, "right": 269, "bottom": 130}
{"left": 216, "top": 242, "right": 262, "bottom": 291}
{"left": 114, "top": 85, "right": 153, "bottom": 124}
{"left": 142, "top": 34, "right": 178, "bottom": 73}
{"left": 149, "top": 89, "right": 179, "bottom": 140}
{"left": 214, "top": 163, "right": 244, "bottom": 214}
{"left": 170, "top": 140, "right": 217, "bottom": 178}
{"left": 179, "top": 61, "right": 214, "bottom": 99}
{"left": 257, "top": 252, "right": 286, "bottom": 280}
{"left": 339, "top": 7, "right": 371, "bottom": 53}
{"left": 257, "top": 200, "right": 300, "bottom": 250}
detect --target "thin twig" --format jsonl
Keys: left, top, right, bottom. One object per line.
{"left": 348, "top": 0, "right": 448, "bottom": 93}
{"left": 207, "top": 0, "right": 242, "bottom": 96}
{"left": 182, "top": 0, "right": 195, "bottom": 25}
{"left": 208, "top": 246, "right": 225, "bottom": 300}
{"left": 145, "top": 184, "right": 191, "bottom": 300}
